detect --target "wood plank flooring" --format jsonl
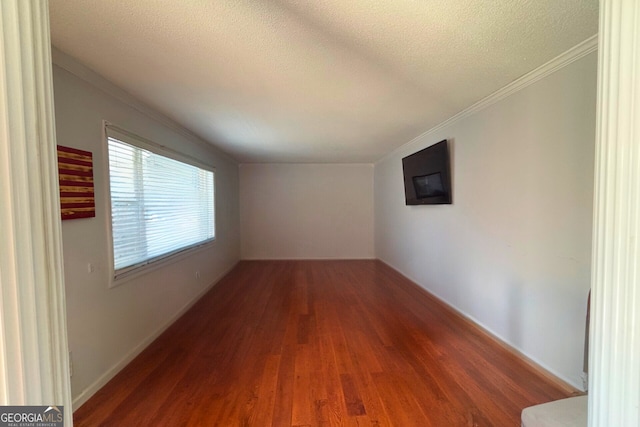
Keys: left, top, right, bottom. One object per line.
{"left": 74, "top": 260, "right": 573, "bottom": 426}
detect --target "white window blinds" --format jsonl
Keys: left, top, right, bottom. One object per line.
{"left": 106, "top": 126, "right": 215, "bottom": 278}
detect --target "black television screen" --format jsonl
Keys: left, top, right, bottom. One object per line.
{"left": 402, "top": 140, "right": 452, "bottom": 205}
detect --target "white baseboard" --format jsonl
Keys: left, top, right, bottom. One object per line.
{"left": 71, "top": 260, "right": 239, "bottom": 410}
{"left": 376, "top": 257, "right": 581, "bottom": 392}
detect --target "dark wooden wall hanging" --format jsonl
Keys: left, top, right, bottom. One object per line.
{"left": 57, "top": 145, "right": 95, "bottom": 220}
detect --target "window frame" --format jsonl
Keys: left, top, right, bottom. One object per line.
{"left": 103, "top": 122, "right": 216, "bottom": 287}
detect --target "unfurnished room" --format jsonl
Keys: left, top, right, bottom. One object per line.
{"left": 1, "top": 1, "right": 639, "bottom": 426}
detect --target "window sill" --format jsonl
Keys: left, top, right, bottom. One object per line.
{"left": 108, "top": 239, "right": 216, "bottom": 288}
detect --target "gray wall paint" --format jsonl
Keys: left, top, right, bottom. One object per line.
{"left": 53, "top": 65, "right": 240, "bottom": 404}
{"left": 374, "top": 53, "right": 597, "bottom": 388}
{"left": 240, "top": 163, "right": 374, "bottom": 259}
{"left": 55, "top": 45, "right": 595, "bottom": 406}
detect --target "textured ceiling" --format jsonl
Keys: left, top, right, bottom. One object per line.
{"left": 49, "top": 1, "right": 598, "bottom": 163}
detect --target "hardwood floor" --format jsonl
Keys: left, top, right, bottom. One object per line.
{"left": 74, "top": 260, "right": 573, "bottom": 426}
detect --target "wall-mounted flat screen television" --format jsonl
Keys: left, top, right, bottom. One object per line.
{"left": 402, "top": 140, "right": 452, "bottom": 205}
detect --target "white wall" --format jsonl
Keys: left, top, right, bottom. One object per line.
{"left": 53, "top": 59, "right": 240, "bottom": 406}
{"left": 374, "top": 52, "right": 596, "bottom": 389}
{"left": 240, "top": 163, "right": 374, "bottom": 259}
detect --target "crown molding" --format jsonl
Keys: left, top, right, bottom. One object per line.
{"left": 52, "top": 31, "right": 598, "bottom": 168}
{"left": 377, "top": 34, "right": 598, "bottom": 164}
{"left": 51, "top": 47, "right": 238, "bottom": 164}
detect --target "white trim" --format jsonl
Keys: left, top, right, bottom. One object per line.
{"left": 0, "top": 0, "right": 72, "bottom": 424}
{"left": 377, "top": 256, "right": 581, "bottom": 391}
{"left": 105, "top": 122, "right": 216, "bottom": 172}
{"left": 111, "top": 240, "right": 216, "bottom": 287}
{"left": 377, "top": 35, "right": 598, "bottom": 164}
{"left": 589, "top": 1, "right": 640, "bottom": 426}
{"left": 71, "top": 261, "right": 238, "bottom": 410}
{"left": 103, "top": 124, "right": 218, "bottom": 287}
{"left": 51, "top": 47, "right": 238, "bottom": 165}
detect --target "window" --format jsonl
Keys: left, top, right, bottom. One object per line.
{"left": 106, "top": 125, "right": 215, "bottom": 280}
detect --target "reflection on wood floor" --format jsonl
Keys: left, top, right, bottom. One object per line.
{"left": 74, "top": 260, "right": 571, "bottom": 426}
